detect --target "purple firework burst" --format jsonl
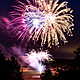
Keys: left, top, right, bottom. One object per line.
{"left": 8, "top": 0, "right": 74, "bottom": 48}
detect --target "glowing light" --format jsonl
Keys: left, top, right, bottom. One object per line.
{"left": 9, "top": 0, "right": 74, "bottom": 47}
{"left": 25, "top": 50, "right": 53, "bottom": 73}
{"left": 33, "top": 19, "right": 39, "bottom": 28}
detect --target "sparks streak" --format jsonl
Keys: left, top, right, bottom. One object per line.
{"left": 25, "top": 50, "right": 53, "bottom": 73}
{"left": 9, "top": 0, "right": 74, "bottom": 47}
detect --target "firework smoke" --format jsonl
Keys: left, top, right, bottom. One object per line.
{"left": 4, "top": 46, "right": 53, "bottom": 73}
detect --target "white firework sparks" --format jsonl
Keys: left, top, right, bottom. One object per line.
{"left": 9, "top": 0, "right": 74, "bottom": 47}
{"left": 25, "top": 50, "right": 53, "bottom": 73}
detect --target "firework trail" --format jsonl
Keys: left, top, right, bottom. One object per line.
{"left": 9, "top": 0, "right": 74, "bottom": 47}
{"left": 0, "top": 17, "right": 10, "bottom": 30}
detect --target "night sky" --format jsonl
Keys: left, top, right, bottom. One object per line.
{"left": 0, "top": 0, "right": 80, "bottom": 59}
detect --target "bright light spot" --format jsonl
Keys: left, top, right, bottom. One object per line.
{"left": 37, "top": 64, "right": 45, "bottom": 74}
{"left": 32, "top": 19, "right": 40, "bottom": 29}
{"left": 45, "top": 13, "right": 56, "bottom": 25}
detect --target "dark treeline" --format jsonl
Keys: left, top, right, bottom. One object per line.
{"left": 41, "top": 47, "right": 80, "bottom": 80}
{"left": 0, "top": 51, "right": 24, "bottom": 80}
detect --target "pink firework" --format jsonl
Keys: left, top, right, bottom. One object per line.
{"left": 8, "top": 0, "right": 74, "bottom": 47}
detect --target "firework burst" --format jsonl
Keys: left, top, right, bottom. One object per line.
{"left": 25, "top": 50, "right": 53, "bottom": 73}
{"left": 9, "top": 0, "right": 74, "bottom": 47}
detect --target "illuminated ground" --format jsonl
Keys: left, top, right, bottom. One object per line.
{"left": 21, "top": 67, "right": 41, "bottom": 80}
{"left": 21, "top": 67, "right": 58, "bottom": 80}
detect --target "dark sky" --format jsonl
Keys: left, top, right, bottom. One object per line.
{"left": 0, "top": 0, "right": 80, "bottom": 59}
